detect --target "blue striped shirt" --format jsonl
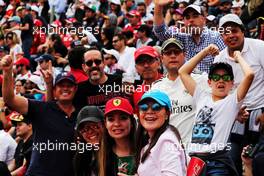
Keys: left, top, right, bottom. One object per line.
{"left": 154, "top": 23, "right": 226, "bottom": 73}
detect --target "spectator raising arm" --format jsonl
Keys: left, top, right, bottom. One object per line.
{"left": 178, "top": 44, "right": 219, "bottom": 96}
{"left": 1, "top": 55, "right": 28, "bottom": 115}
{"left": 153, "top": 0, "right": 174, "bottom": 26}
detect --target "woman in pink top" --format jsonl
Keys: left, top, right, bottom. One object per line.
{"left": 135, "top": 90, "right": 187, "bottom": 176}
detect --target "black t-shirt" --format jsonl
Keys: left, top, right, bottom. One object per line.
{"left": 14, "top": 136, "right": 33, "bottom": 169}
{"left": 73, "top": 74, "right": 126, "bottom": 110}
{"left": 21, "top": 14, "right": 33, "bottom": 40}
{"left": 25, "top": 100, "right": 78, "bottom": 176}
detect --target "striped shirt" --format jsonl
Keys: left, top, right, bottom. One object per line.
{"left": 154, "top": 23, "right": 226, "bottom": 73}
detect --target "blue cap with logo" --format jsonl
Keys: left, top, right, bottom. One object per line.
{"left": 55, "top": 71, "right": 76, "bottom": 85}
{"left": 138, "top": 90, "right": 172, "bottom": 110}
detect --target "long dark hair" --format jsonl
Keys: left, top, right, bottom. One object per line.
{"left": 98, "top": 114, "right": 136, "bottom": 176}
{"left": 135, "top": 111, "right": 184, "bottom": 171}
{"left": 73, "top": 129, "right": 99, "bottom": 176}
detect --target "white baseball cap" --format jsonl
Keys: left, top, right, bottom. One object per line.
{"left": 183, "top": 4, "right": 202, "bottom": 16}
{"left": 103, "top": 48, "right": 120, "bottom": 61}
{"left": 31, "top": 5, "right": 39, "bottom": 13}
{"left": 219, "top": 14, "right": 244, "bottom": 27}
{"left": 109, "top": 0, "right": 121, "bottom": 5}
{"left": 28, "top": 75, "right": 45, "bottom": 91}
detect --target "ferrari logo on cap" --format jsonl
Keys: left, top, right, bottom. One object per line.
{"left": 113, "top": 98, "right": 121, "bottom": 106}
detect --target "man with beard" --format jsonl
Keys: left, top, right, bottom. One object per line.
{"left": 153, "top": 0, "right": 226, "bottom": 73}
{"left": 214, "top": 14, "right": 264, "bottom": 175}
{"left": 73, "top": 47, "right": 124, "bottom": 110}
{"left": 14, "top": 58, "right": 31, "bottom": 81}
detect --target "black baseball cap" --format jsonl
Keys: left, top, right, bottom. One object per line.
{"left": 75, "top": 106, "right": 104, "bottom": 130}
{"left": 35, "top": 54, "right": 54, "bottom": 62}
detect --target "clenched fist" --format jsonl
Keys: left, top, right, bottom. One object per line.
{"left": 0, "top": 55, "right": 13, "bottom": 71}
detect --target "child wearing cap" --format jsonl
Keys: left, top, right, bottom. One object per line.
{"left": 98, "top": 97, "right": 136, "bottom": 176}
{"left": 178, "top": 44, "right": 254, "bottom": 175}
{"left": 136, "top": 90, "right": 186, "bottom": 176}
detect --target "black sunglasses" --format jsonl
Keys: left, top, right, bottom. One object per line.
{"left": 85, "top": 59, "right": 102, "bottom": 67}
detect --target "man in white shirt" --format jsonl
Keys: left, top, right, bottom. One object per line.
{"left": 214, "top": 14, "right": 264, "bottom": 175}
{"left": 112, "top": 33, "right": 137, "bottom": 80}
{"left": 151, "top": 38, "right": 209, "bottom": 148}
{"left": 0, "top": 123, "right": 17, "bottom": 165}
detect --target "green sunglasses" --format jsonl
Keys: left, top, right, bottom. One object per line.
{"left": 209, "top": 74, "right": 233, "bottom": 82}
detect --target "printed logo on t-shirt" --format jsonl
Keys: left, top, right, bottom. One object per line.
{"left": 171, "top": 100, "right": 193, "bottom": 114}
{"left": 191, "top": 106, "right": 215, "bottom": 144}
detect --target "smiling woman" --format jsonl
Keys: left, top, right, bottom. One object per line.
{"left": 99, "top": 97, "right": 136, "bottom": 176}
{"left": 135, "top": 90, "right": 187, "bottom": 176}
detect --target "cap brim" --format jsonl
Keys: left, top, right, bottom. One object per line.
{"left": 78, "top": 117, "right": 102, "bottom": 126}
{"left": 138, "top": 96, "right": 166, "bottom": 107}
{"left": 55, "top": 78, "right": 76, "bottom": 85}
{"left": 162, "top": 42, "right": 183, "bottom": 51}
{"left": 34, "top": 57, "right": 44, "bottom": 62}
{"left": 135, "top": 53, "right": 157, "bottom": 61}
{"left": 183, "top": 7, "right": 201, "bottom": 16}
{"left": 105, "top": 108, "right": 133, "bottom": 116}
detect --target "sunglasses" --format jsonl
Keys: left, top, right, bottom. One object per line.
{"left": 162, "top": 49, "right": 182, "bottom": 56}
{"left": 139, "top": 103, "right": 164, "bottom": 112}
{"left": 85, "top": 59, "right": 102, "bottom": 67}
{"left": 209, "top": 74, "right": 233, "bottom": 82}
{"left": 16, "top": 64, "right": 24, "bottom": 67}
{"left": 136, "top": 57, "right": 156, "bottom": 66}
{"left": 6, "top": 36, "right": 13, "bottom": 40}
{"left": 112, "top": 39, "right": 119, "bottom": 43}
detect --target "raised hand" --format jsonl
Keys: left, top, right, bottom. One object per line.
{"left": 205, "top": 44, "right": 219, "bottom": 56}
{"left": 40, "top": 60, "right": 53, "bottom": 85}
{"left": 236, "top": 106, "right": 249, "bottom": 123}
{"left": 0, "top": 55, "right": 13, "bottom": 71}
{"left": 232, "top": 50, "right": 242, "bottom": 63}
{"left": 153, "top": 0, "right": 174, "bottom": 6}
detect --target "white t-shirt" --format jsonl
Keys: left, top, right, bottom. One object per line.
{"left": 151, "top": 73, "right": 209, "bottom": 147}
{"left": 118, "top": 46, "right": 138, "bottom": 79}
{"left": 0, "top": 130, "right": 17, "bottom": 165}
{"left": 136, "top": 38, "right": 153, "bottom": 49}
{"left": 188, "top": 86, "right": 243, "bottom": 153}
{"left": 137, "top": 128, "right": 186, "bottom": 176}
{"left": 214, "top": 38, "right": 264, "bottom": 110}
{"left": 10, "top": 44, "right": 23, "bottom": 61}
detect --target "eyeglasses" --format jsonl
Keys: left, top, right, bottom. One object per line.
{"left": 209, "top": 74, "right": 233, "bottom": 82}
{"left": 79, "top": 123, "right": 100, "bottom": 134}
{"left": 16, "top": 64, "right": 24, "bottom": 67}
{"left": 139, "top": 103, "right": 164, "bottom": 112}
{"left": 162, "top": 49, "right": 182, "bottom": 56}
{"left": 85, "top": 59, "right": 102, "bottom": 67}
{"left": 112, "top": 39, "right": 119, "bottom": 43}
{"left": 6, "top": 36, "right": 13, "bottom": 40}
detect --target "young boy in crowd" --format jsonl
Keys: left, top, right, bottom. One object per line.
{"left": 178, "top": 44, "right": 254, "bottom": 175}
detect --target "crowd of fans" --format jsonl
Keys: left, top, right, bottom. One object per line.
{"left": 0, "top": 0, "right": 264, "bottom": 176}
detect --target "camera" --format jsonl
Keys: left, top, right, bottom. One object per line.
{"left": 243, "top": 144, "right": 260, "bottom": 158}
